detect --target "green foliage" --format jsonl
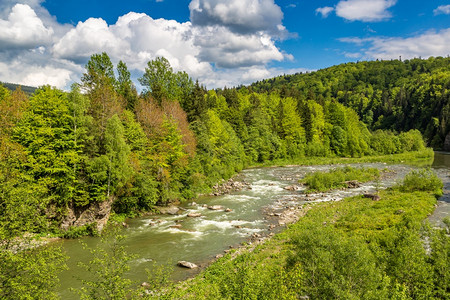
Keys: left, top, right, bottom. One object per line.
{"left": 288, "top": 225, "right": 385, "bottom": 300}
{"left": 251, "top": 57, "right": 450, "bottom": 149}
{"left": 397, "top": 168, "right": 443, "bottom": 196}
{"left": 0, "top": 241, "right": 67, "bottom": 300}
{"left": 167, "top": 175, "right": 445, "bottom": 299}
{"left": 61, "top": 223, "right": 98, "bottom": 239}
{"left": 74, "top": 227, "right": 139, "bottom": 300}
{"left": 116, "top": 61, "right": 138, "bottom": 110}
{"left": 138, "top": 57, "right": 193, "bottom": 104}
{"left": 301, "top": 166, "right": 380, "bottom": 192}
{"left": 13, "top": 86, "right": 79, "bottom": 212}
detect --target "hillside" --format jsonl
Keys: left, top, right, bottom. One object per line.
{"left": 250, "top": 56, "right": 450, "bottom": 149}
{"left": 1, "top": 82, "right": 37, "bottom": 95}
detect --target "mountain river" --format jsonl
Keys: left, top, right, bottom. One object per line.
{"left": 57, "top": 152, "right": 450, "bottom": 299}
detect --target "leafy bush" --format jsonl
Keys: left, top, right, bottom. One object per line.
{"left": 60, "top": 223, "right": 98, "bottom": 239}
{"left": 301, "top": 166, "right": 380, "bottom": 192}
{"left": 398, "top": 168, "right": 443, "bottom": 196}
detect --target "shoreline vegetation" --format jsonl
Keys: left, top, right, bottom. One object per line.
{"left": 1, "top": 54, "right": 449, "bottom": 299}
{"left": 154, "top": 169, "right": 448, "bottom": 300}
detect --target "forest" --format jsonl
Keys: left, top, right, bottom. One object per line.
{"left": 251, "top": 56, "right": 450, "bottom": 150}
{"left": 0, "top": 53, "right": 435, "bottom": 237}
{"left": 0, "top": 54, "right": 448, "bottom": 299}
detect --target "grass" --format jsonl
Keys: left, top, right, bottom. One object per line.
{"left": 300, "top": 166, "right": 381, "bottom": 193}
{"left": 156, "top": 168, "right": 446, "bottom": 300}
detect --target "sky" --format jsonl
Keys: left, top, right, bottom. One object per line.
{"left": 0, "top": 0, "right": 449, "bottom": 90}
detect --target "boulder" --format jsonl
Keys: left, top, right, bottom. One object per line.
{"left": 284, "top": 185, "right": 300, "bottom": 191}
{"left": 177, "top": 261, "right": 198, "bottom": 269}
{"left": 224, "top": 208, "right": 233, "bottom": 212}
{"left": 363, "top": 193, "right": 380, "bottom": 201}
{"left": 208, "top": 205, "right": 224, "bottom": 210}
{"left": 345, "top": 180, "right": 360, "bottom": 188}
{"left": 60, "top": 196, "right": 113, "bottom": 233}
{"left": 159, "top": 206, "right": 180, "bottom": 215}
{"left": 187, "top": 213, "right": 202, "bottom": 218}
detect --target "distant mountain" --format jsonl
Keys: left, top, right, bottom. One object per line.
{"left": 1, "top": 82, "right": 37, "bottom": 95}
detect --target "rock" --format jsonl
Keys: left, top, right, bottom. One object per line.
{"left": 298, "top": 296, "right": 310, "bottom": 300}
{"left": 444, "top": 132, "right": 450, "bottom": 151}
{"left": 122, "top": 222, "right": 128, "bottom": 228}
{"left": 177, "top": 261, "right": 198, "bottom": 269}
{"left": 225, "top": 208, "right": 233, "bottom": 212}
{"left": 345, "top": 180, "right": 360, "bottom": 188}
{"left": 234, "top": 225, "right": 242, "bottom": 229}
{"left": 159, "top": 206, "right": 180, "bottom": 215}
{"left": 208, "top": 205, "right": 224, "bottom": 210}
{"left": 141, "top": 282, "right": 151, "bottom": 289}
{"left": 187, "top": 213, "right": 202, "bottom": 218}
{"left": 188, "top": 202, "right": 197, "bottom": 206}
{"left": 60, "top": 196, "right": 114, "bottom": 233}
{"left": 170, "top": 224, "right": 182, "bottom": 229}
{"left": 363, "top": 193, "right": 380, "bottom": 201}
{"left": 284, "top": 185, "right": 300, "bottom": 191}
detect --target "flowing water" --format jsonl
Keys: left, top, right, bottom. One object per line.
{"left": 57, "top": 153, "right": 450, "bottom": 299}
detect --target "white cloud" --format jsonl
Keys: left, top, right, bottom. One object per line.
{"left": 434, "top": 5, "right": 450, "bottom": 15}
{"left": 189, "top": 0, "right": 285, "bottom": 36}
{"left": 0, "top": 1, "right": 294, "bottom": 89}
{"left": 0, "top": 4, "right": 53, "bottom": 49}
{"left": 340, "top": 28, "right": 450, "bottom": 60}
{"left": 335, "top": 0, "right": 397, "bottom": 22}
{"left": 316, "top": 6, "right": 334, "bottom": 18}
{"left": 193, "top": 26, "right": 285, "bottom": 68}
{"left": 0, "top": 48, "right": 82, "bottom": 88}
{"left": 53, "top": 18, "right": 130, "bottom": 63}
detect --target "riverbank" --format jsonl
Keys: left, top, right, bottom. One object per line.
{"left": 161, "top": 173, "right": 447, "bottom": 299}
{"left": 53, "top": 153, "right": 449, "bottom": 299}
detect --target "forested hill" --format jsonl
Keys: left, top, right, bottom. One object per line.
{"left": 250, "top": 56, "right": 450, "bottom": 149}
{"left": 0, "top": 82, "right": 37, "bottom": 95}
{"left": 0, "top": 53, "right": 434, "bottom": 237}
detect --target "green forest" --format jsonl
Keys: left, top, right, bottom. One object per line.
{"left": 1, "top": 54, "right": 438, "bottom": 237}
{"left": 1, "top": 54, "right": 449, "bottom": 299}
{"left": 251, "top": 56, "right": 450, "bottom": 150}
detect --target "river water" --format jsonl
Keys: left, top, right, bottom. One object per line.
{"left": 57, "top": 153, "right": 450, "bottom": 299}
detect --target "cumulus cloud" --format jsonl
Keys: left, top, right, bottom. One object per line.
{"left": 335, "top": 0, "right": 397, "bottom": 22}
{"left": 340, "top": 28, "right": 450, "bottom": 60}
{"left": 193, "top": 26, "right": 285, "bottom": 68}
{"left": 189, "top": 0, "right": 285, "bottom": 36}
{"left": 0, "top": 48, "right": 82, "bottom": 88}
{"left": 316, "top": 7, "right": 334, "bottom": 18}
{"left": 434, "top": 5, "right": 450, "bottom": 15}
{"left": 0, "top": 4, "right": 53, "bottom": 50}
{"left": 0, "top": 0, "right": 293, "bottom": 89}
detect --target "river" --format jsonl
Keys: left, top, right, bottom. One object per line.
{"left": 57, "top": 152, "right": 450, "bottom": 299}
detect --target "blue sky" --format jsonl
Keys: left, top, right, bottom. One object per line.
{"left": 1, "top": 0, "right": 449, "bottom": 89}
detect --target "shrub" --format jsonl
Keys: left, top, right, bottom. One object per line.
{"left": 301, "top": 166, "right": 380, "bottom": 192}
{"left": 398, "top": 168, "right": 443, "bottom": 196}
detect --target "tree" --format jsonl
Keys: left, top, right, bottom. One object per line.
{"left": 82, "top": 53, "right": 124, "bottom": 150}
{"left": 116, "top": 60, "right": 138, "bottom": 111}
{"left": 104, "top": 115, "right": 132, "bottom": 197}
{"left": 138, "top": 57, "right": 193, "bottom": 104}
{"left": 0, "top": 242, "right": 67, "bottom": 300}
{"left": 13, "top": 86, "right": 79, "bottom": 211}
